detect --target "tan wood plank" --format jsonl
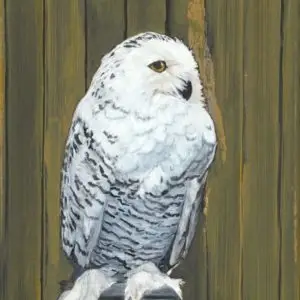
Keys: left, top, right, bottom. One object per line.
{"left": 201, "top": 0, "right": 244, "bottom": 298}
{"left": 0, "top": 0, "right": 5, "bottom": 297}
{"left": 86, "top": 0, "right": 126, "bottom": 85}
{"left": 127, "top": 0, "right": 166, "bottom": 37}
{"left": 4, "top": 1, "right": 44, "bottom": 299}
{"left": 280, "top": 0, "right": 300, "bottom": 298}
{"left": 43, "top": 1, "right": 86, "bottom": 299}
{"left": 166, "top": 0, "right": 188, "bottom": 43}
{"left": 242, "top": 0, "right": 281, "bottom": 298}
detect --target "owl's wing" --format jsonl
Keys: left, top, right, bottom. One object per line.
{"left": 166, "top": 140, "right": 216, "bottom": 273}
{"left": 60, "top": 115, "right": 111, "bottom": 268}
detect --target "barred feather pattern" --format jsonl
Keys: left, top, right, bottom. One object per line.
{"left": 60, "top": 32, "right": 217, "bottom": 280}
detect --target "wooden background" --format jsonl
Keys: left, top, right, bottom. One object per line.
{"left": 0, "top": 0, "right": 299, "bottom": 299}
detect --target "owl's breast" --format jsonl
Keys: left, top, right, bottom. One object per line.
{"left": 88, "top": 97, "right": 216, "bottom": 180}
{"left": 112, "top": 110, "right": 214, "bottom": 180}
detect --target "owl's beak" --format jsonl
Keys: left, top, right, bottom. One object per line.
{"left": 177, "top": 80, "right": 192, "bottom": 101}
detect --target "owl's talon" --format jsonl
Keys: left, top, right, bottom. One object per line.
{"left": 124, "top": 263, "right": 183, "bottom": 300}
{"left": 57, "top": 269, "right": 115, "bottom": 300}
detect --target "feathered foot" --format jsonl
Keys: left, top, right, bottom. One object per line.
{"left": 57, "top": 269, "right": 115, "bottom": 300}
{"left": 125, "top": 262, "right": 183, "bottom": 300}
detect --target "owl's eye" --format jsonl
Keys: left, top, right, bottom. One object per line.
{"left": 148, "top": 60, "right": 167, "bottom": 73}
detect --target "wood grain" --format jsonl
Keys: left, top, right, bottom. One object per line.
{"left": 86, "top": 0, "right": 126, "bottom": 85}
{"left": 126, "top": 0, "right": 166, "bottom": 36}
{"left": 166, "top": 0, "right": 188, "bottom": 44}
{"left": 4, "top": 0, "right": 44, "bottom": 299}
{"left": 202, "top": 0, "right": 244, "bottom": 299}
{"left": 0, "top": 0, "right": 5, "bottom": 298}
{"left": 242, "top": 0, "right": 281, "bottom": 298}
{"left": 280, "top": 0, "right": 300, "bottom": 298}
{"left": 43, "top": 1, "right": 86, "bottom": 299}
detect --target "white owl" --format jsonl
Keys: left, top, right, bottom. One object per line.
{"left": 59, "top": 32, "right": 216, "bottom": 300}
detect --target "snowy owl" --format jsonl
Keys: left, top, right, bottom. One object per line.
{"left": 59, "top": 32, "right": 217, "bottom": 300}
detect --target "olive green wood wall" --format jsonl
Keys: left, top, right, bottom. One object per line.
{"left": 0, "top": 0, "right": 299, "bottom": 299}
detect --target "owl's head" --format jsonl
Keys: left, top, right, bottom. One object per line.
{"left": 92, "top": 32, "right": 205, "bottom": 107}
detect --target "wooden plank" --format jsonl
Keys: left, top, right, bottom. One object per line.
{"left": 0, "top": 0, "right": 4, "bottom": 242}
{"left": 43, "top": 1, "right": 86, "bottom": 300}
{"left": 4, "top": 1, "right": 44, "bottom": 299}
{"left": 127, "top": 0, "right": 166, "bottom": 37}
{"left": 241, "top": 0, "right": 281, "bottom": 299}
{"left": 86, "top": 0, "right": 126, "bottom": 85}
{"left": 166, "top": 0, "right": 188, "bottom": 43}
{"left": 0, "top": 0, "right": 5, "bottom": 298}
{"left": 192, "top": 0, "right": 243, "bottom": 298}
{"left": 280, "top": 0, "right": 300, "bottom": 298}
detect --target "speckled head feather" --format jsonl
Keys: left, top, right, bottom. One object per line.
{"left": 89, "top": 32, "right": 205, "bottom": 112}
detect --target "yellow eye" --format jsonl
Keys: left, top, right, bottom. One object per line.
{"left": 148, "top": 60, "right": 167, "bottom": 73}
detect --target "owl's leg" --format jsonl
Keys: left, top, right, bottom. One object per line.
{"left": 57, "top": 269, "right": 115, "bottom": 300}
{"left": 124, "top": 262, "right": 183, "bottom": 300}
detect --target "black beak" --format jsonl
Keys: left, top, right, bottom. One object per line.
{"left": 177, "top": 80, "right": 192, "bottom": 101}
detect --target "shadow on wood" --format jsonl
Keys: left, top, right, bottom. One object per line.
{"left": 100, "top": 283, "right": 180, "bottom": 300}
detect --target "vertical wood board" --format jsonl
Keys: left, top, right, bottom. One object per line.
{"left": 0, "top": 0, "right": 5, "bottom": 297}
{"left": 43, "top": 1, "right": 86, "bottom": 299}
{"left": 280, "top": 0, "right": 300, "bottom": 298}
{"left": 202, "top": 0, "right": 244, "bottom": 298}
{"left": 127, "top": 0, "right": 166, "bottom": 36}
{"left": 242, "top": 0, "right": 281, "bottom": 299}
{"left": 166, "top": 0, "right": 189, "bottom": 44}
{"left": 86, "top": 0, "right": 126, "bottom": 84}
{"left": 4, "top": 1, "right": 44, "bottom": 299}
